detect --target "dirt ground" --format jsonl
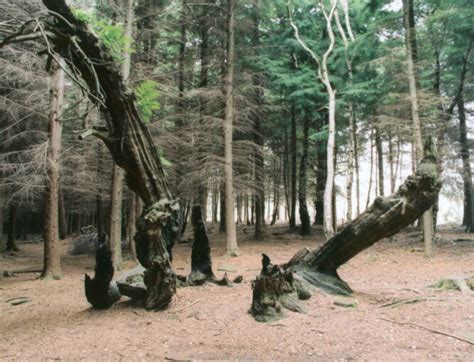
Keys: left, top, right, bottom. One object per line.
{"left": 1, "top": 225, "right": 473, "bottom": 360}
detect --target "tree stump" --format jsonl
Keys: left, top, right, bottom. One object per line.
{"left": 84, "top": 243, "right": 121, "bottom": 309}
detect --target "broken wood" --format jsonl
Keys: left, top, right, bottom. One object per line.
{"left": 170, "top": 299, "right": 200, "bottom": 313}
{"left": 251, "top": 141, "right": 441, "bottom": 321}
{"left": 379, "top": 318, "right": 474, "bottom": 346}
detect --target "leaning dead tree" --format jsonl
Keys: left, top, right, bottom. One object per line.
{"left": 37, "top": 0, "right": 179, "bottom": 310}
{"left": 251, "top": 139, "right": 440, "bottom": 322}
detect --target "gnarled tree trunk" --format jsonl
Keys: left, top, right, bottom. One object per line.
{"left": 41, "top": 0, "right": 178, "bottom": 310}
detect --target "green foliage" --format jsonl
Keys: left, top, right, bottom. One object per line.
{"left": 72, "top": 9, "right": 131, "bottom": 61}
{"left": 135, "top": 80, "right": 161, "bottom": 124}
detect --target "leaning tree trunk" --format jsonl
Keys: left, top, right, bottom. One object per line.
{"left": 41, "top": 0, "right": 178, "bottom": 310}
{"left": 251, "top": 139, "right": 440, "bottom": 322}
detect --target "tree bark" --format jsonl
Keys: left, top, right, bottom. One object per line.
{"left": 42, "top": 58, "right": 64, "bottom": 279}
{"left": 219, "top": 182, "right": 226, "bottom": 232}
{"left": 108, "top": 0, "right": 134, "bottom": 271}
{"left": 346, "top": 108, "right": 354, "bottom": 222}
{"left": 251, "top": 1, "right": 265, "bottom": 239}
{"left": 366, "top": 128, "right": 374, "bottom": 208}
{"left": 289, "top": 103, "right": 297, "bottom": 231}
{"left": 109, "top": 166, "right": 124, "bottom": 270}
{"left": 374, "top": 121, "right": 384, "bottom": 197}
{"left": 223, "top": 0, "right": 239, "bottom": 256}
{"left": 403, "top": 0, "right": 434, "bottom": 257}
{"left": 96, "top": 144, "right": 105, "bottom": 238}
{"left": 58, "top": 187, "right": 68, "bottom": 240}
{"left": 388, "top": 132, "right": 396, "bottom": 193}
{"left": 251, "top": 142, "right": 440, "bottom": 321}
{"left": 283, "top": 129, "right": 291, "bottom": 224}
{"left": 42, "top": 0, "right": 178, "bottom": 310}
{"left": 299, "top": 116, "right": 311, "bottom": 235}
{"left": 6, "top": 204, "right": 18, "bottom": 252}
{"left": 458, "top": 95, "right": 473, "bottom": 232}
{"left": 271, "top": 155, "right": 281, "bottom": 225}
{"left": 315, "top": 115, "right": 327, "bottom": 226}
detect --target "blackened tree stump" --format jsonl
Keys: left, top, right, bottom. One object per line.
{"left": 84, "top": 243, "right": 121, "bottom": 309}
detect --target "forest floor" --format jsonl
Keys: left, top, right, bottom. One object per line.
{"left": 1, "top": 224, "right": 473, "bottom": 360}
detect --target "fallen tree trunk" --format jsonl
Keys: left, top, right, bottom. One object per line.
{"left": 40, "top": 0, "right": 178, "bottom": 310}
{"left": 251, "top": 140, "right": 440, "bottom": 321}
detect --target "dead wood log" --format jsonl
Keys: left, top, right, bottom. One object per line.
{"left": 40, "top": 0, "right": 178, "bottom": 310}
{"left": 251, "top": 141, "right": 440, "bottom": 321}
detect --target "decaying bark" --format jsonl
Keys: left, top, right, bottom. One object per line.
{"left": 41, "top": 0, "right": 178, "bottom": 310}
{"left": 251, "top": 141, "right": 440, "bottom": 321}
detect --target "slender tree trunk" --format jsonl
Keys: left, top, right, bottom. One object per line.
{"left": 212, "top": 185, "right": 218, "bottom": 223}
{"left": 375, "top": 122, "right": 384, "bottom": 197}
{"left": 315, "top": 115, "right": 327, "bottom": 226}
{"left": 323, "top": 85, "right": 336, "bottom": 239}
{"left": 320, "top": 5, "right": 337, "bottom": 239}
{"left": 388, "top": 132, "right": 396, "bottom": 193}
{"left": 6, "top": 204, "right": 18, "bottom": 252}
{"left": 366, "top": 128, "right": 375, "bottom": 209}
{"left": 252, "top": 1, "right": 265, "bottom": 238}
{"left": 219, "top": 183, "right": 226, "bottom": 232}
{"left": 289, "top": 103, "right": 297, "bottom": 231}
{"left": 42, "top": 59, "right": 64, "bottom": 280}
{"left": 58, "top": 187, "right": 67, "bottom": 239}
{"left": 283, "top": 129, "right": 291, "bottom": 224}
{"left": 109, "top": 166, "right": 124, "bottom": 269}
{"left": 96, "top": 144, "right": 104, "bottom": 238}
{"left": 245, "top": 193, "right": 250, "bottom": 225}
{"left": 403, "top": 0, "right": 434, "bottom": 256}
{"left": 109, "top": 0, "right": 135, "bottom": 270}
{"left": 271, "top": 155, "right": 281, "bottom": 225}
{"left": 223, "top": 0, "right": 238, "bottom": 255}
{"left": 236, "top": 194, "right": 243, "bottom": 224}
{"left": 458, "top": 95, "right": 473, "bottom": 231}
{"left": 346, "top": 107, "right": 354, "bottom": 222}
{"left": 299, "top": 116, "right": 311, "bottom": 235}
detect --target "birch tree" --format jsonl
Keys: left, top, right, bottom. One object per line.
{"left": 288, "top": 0, "right": 338, "bottom": 239}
